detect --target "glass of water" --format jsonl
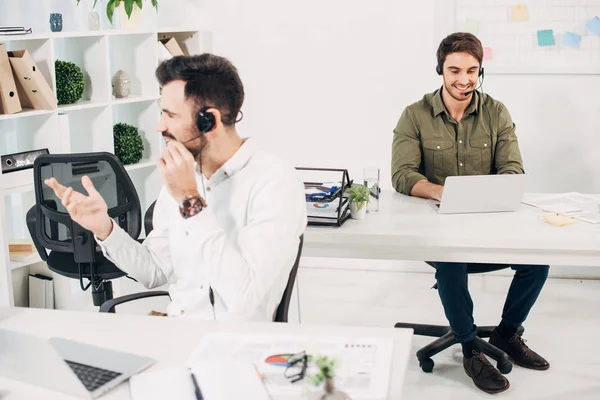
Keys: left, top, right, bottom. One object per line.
{"left": 363, "top": 167, "right": 380, "bottom": 213}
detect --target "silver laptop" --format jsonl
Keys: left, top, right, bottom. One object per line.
{"left": 428, "top": 174, "right": 527, "bottom": 214}
{"left": 0, "top": 329, "right": 154, "bottom": 398}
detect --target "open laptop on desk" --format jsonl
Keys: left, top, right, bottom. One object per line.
{"left": 428, "top": 174, "right": 527, "bottom": 214}
{"left": 0, "top": 329, "right": 154, "bottom": 398}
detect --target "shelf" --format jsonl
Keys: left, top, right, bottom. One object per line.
{"left": 10, "top": 253, "right": 43, "bottom": 271}
{"left": 125, "top": 160, "right": 156, "bottom": 172}
{"left": 57, "top": 101, "right": 109, "bottom": 113}
{"left": 0, "top": 109, "right": 54, "bottom": 121}
{"left": 2, "top": 169, "right": 34, "bottom": 195}
{"left": 111, "top": 95, "right": 159, "bottom": 106}
{"left": 0, "top": 30, "right": 155, "bottom": 42}
{"left": 157, "top": 27, "right": 199, "bottom": 34}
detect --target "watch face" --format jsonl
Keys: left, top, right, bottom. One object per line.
{"left": 180, "top": 195, "right": 204, "bottom": 218}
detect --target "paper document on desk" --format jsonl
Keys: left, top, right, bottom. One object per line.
{"left": 523, "top": 192, "right": 600, "bottom": 223}
{"left": 187, "top": 333, "right": 394, "bottom": 400}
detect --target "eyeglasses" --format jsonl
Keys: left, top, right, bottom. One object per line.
{"left": 283, "top": 351, "right": 308, "bottom": 383}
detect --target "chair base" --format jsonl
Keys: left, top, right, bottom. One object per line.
{"left": 394, "top": 322, "right": 524, "bottom": 374}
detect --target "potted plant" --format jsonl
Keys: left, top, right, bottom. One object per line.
{"left": 310, "top": 355, "right": 351, "bottom": 400}
{"left": 55, "top": 60, "right": 85, "bottom": 105}
{"left": 346, "top": 184, "right": 370, "bottom": 220}
{"left": 113, "top": 123, "right": 144, "bottom": 165}
{"left": 77, "top": 0, "right": 159, "bottom": 27}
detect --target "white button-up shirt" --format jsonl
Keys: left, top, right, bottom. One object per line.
{"left": 98, "top": 139, "right": 307, "bottom": 321}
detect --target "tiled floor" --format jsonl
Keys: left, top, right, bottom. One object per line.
{"left": 298, "top": 267, "right": 600, "bottom": 399}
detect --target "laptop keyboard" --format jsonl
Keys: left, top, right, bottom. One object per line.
{"left": 65, "top": 360, "right": 122, "bottom": 392}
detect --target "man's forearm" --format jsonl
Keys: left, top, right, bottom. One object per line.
{"left": 95, "top": 217, "right": 114, "bottom": 241}
{"left": 410, "top": 179, "right": 444, "bottom": 201}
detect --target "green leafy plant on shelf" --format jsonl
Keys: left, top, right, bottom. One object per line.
{"left": 346, "top": 184, "right": 370, "bottom": 212}
{"left": 77, "top": 0, "right": 159, "bottom": 24}
{"left": 113, "top": 123, "right": 144, "bottom": 165}
{"left": 55, "top": 60, "right": 85, "bottom": 105}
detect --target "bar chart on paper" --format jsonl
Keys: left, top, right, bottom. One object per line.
{"left": 455, "top": 0, "right": 600, "bottom": 74}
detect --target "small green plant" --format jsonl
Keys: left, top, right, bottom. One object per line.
{"left": 312, "top": 355, "right": 338, "bottom": 387}
{"left": 77, "top": 0, "right": 159, "bottom": 25}
{"left": 55, "top": 60, "right": 85, "bottom": 105}
{"left": 113, "top": 123, "right": 144, "bottom": 165}
{"left": 346, "top": 184, "right": 370, "bottom": 211}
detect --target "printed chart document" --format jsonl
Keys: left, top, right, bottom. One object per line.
{"left": 523, "top": 193, "right": 600, "bottom": 224}
{"left": 187, "top": 333, "right": 394, "bottom": 400}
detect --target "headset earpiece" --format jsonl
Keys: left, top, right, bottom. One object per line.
{"left": 196, "top": 106, "right": 216, "bottom": 134}
{"left": 436, "top": 64, "right": 442, "bottom": 75}
{"left": 479, "top": 67, "right": 484, "bottom": 78}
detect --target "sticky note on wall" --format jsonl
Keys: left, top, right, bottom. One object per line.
{"left": 586, "top": 16, "right": 600, "bottom": 36}
{"left": 464, "top": 18, "right": 480, "bottom": 34}
{"left": 562, "top": 32, "right": 581, "bottom": 49}
{"left": 511, "top": 4, "right": 529, "bottom": 21}
{"left": 483, "top": 47, "right": 493, "bottom": 61}
{"left": 537, "top": 29, "right": 555, "bottom": 46}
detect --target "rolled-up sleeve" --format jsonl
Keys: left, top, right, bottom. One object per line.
{"left": 391, "top": 107, "right": 426, "bottom": 195}
{"left": 494, "top": 103, "right": 524, "bottom": 175}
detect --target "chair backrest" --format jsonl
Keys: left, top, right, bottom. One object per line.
{"left": 274, "top": 234, "right": 304, "bottom": 323}
{"left": 144, "top": 200, "right": 304, "bottom": 322}
{"left": 144, "top": 200, "right": 157, "bottom": 236}
{"left": 28, "top": 152, "right": 141, "bottom": 264}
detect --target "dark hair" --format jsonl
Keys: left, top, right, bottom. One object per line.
{"left": 436, "top": 32, "right": 483, "bottom": 71}
{"left": 156, "top": 54, "right": 244, "bottom": 126}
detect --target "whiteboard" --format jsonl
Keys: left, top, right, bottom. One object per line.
{"left": 455, "top": 0, "right": 600, "bottom": 74}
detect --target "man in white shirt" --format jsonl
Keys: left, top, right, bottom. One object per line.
{"left": 45, "top": 54, "right": 307, "bottom": 321}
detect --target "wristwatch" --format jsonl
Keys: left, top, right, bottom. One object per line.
{"left": 179, "top": 195, "right": 206, "bottom": 219}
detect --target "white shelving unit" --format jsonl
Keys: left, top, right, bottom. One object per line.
{"left": 0, "top": 1, "right": 205, "bottom": 307}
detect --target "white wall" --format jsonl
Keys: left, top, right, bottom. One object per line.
{"left": 196, "top": 0, "right": 438, "bottom": 187}
{"left": 192, "top": 0, "right": 600, "bottom": 195}
{"left": 183, "top": 0, "right": 600, "bottom": 278}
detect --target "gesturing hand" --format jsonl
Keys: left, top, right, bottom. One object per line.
{"left": 44, "top": 176, "right": 114, "bottom": 240}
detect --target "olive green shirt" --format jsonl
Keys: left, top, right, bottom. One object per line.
{"left": 391, "top": 88, "right": 524, "bottom": 195}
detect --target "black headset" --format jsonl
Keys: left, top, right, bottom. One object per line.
{"left": 196, "top": 106, "right": 216, "bottom": 134}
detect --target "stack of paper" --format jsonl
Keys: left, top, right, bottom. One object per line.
{"left": 0, "top": 27, "right": 32, "bottom": 36}
{"left": 28, "top": 274, "right": 54, "bottom": 309}
{"left": 523, "top": 193, "right": 600, "bottom": 224}
{"left": 187, "top": 333, "right": 394, "bottom": 400}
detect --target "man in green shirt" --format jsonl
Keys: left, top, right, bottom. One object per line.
{"left": 391, "top": 33, "right": 550, "bottom": 394}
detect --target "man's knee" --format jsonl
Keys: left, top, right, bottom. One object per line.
{"left": 515, "top": 264, "right": 549, "bottom": 282}
{"left": 432, "top": 262, "right": 468, "bottom": 281}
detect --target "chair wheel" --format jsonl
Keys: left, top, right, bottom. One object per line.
{"left": 497, "top": 360, "right": 512, "bottom": 374}
{"left": 419, "top": 358, "right": 434, "bottom": 373}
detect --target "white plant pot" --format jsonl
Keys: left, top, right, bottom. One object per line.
{"left": 350, "top": 202, "right": 366, "bottom": 220}
{"left": 118, "top": 3, "right": 141, "bottom": 29}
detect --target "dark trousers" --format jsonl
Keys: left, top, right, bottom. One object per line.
{"left": 430, "top": 262, "right": 549, "bottom": 343}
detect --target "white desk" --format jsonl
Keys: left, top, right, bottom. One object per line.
{"left": 0, "top": 308, "right": 413, "bottom": 399}
{"left": 304, "top": 191, "right": 600, "bottom": 267}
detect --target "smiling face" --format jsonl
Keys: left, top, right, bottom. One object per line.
{"left": 441, "top": 52, "right": 480, "bottom": 102}
{"left": 156, "top": 80, "right": 204, "bottom": 158}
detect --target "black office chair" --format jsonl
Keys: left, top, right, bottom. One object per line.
{"left": 26, "top": 153, "right": 142, "bottom": 306}
{"left": 99, "top": 200, "right": 304, "bottom": 323}
{"left": 394, "top": 262, "right": 524, "bottom": 375}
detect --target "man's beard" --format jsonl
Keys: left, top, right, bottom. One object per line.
{"left": 444, "top": 81, "right": 474, "bottom": 102}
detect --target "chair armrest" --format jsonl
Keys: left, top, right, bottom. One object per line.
{"left": 99, "top": 290, "right": 170, "bottom": 313}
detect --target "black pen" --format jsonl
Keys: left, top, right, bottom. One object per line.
{"left": 190, "top": 371, "right": 203, "bottom": 400}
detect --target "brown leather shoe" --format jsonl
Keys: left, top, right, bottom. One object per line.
{"left": 463, "top": 351, "right": 510, "bottom": 394}
{"left": 489, "top": 329, "right": 550, "bottom": 371}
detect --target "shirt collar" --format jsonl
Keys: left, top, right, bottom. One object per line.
{"left": 205, "top": 138, "right": 256, "bottom": 185}
{"left": 431, "top": 87, "right": 481, "bottom": 118}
